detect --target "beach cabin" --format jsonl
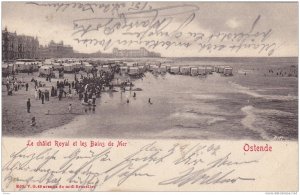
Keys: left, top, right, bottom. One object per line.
{"left": 2, "top": 63, "right": 15, "bottom": 75}
{"left": 52, "top": 62, "right": 62, "bottom": 70}
{"left": 102, "top": 65, "right": 110, "bottom": 72}
{"left": 180, "top": 66, "right": 190, "bottom": 75}
{"left": 217, "top": 66, "right": 225, "bottom": 73}
{"left": 84, "top": 64, "right": 93, "bottom": 73}
{"left": 33, "top": 62, "right": 40, "bottom": 71}
{"left": 2, "top": 63, "right": 9, "bottom": 76}
{"left": 190, "top": 67, "right": 198, "bottom": 76}
{"left": 138, "top": 65, "right": 146, "bottom": 73}
{"left": 15, "top": 61, "right": 24, "bottom": 72}
{"left": 36, "top": 61, "right": 43, "bottom": 68}
{"left": 73, "top": 62, "right": 82, "bottom": 71}
{"left": 153, "top": 65, "right": 160, "bottom": 73}
{"left": 170, "top": 66, "right": 180, "bottom": 74}
{"left": 120, "top": 66, "right": 128, "bottom": 74}
{"left": 63, "top": 63, "right": 75, "bottom": 73}
{"left": 160, "top": 65, "right": 167, "bottom": 73}
{"left": 128, "top": 67, "right": 139, "bottom": 76}
{"left": 205, "top": 66, "right": 214, "bottom": 74}
{"left": 138, "top": 62, "right": 146, "bottom": 66}
{"left": 198, "top": 66, "right": 206, "bottom": 75}
{"left": 214, "top": 66, "right": 219, "bottom": 72}
{"left": 166, "top": 65, "right": 171, "bottom": 71}
{"left": 149, "top": 65, "right": 157, "bottom": 72}
{"left": 39, "top": 65, "right": 54, "bottom": 77}
{"left": 224, "top": 66, "right": 233, "bottom": 76}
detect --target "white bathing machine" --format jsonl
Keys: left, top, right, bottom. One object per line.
{"left": 39, "top": 65, "right": 54, "bottom": 77}
{"left": 160, "top": 65, "right": 167, "bottom": 73}
{"left": 102, "top": 65, "right": 110, "bottom": 72}
{"left": 190, "top": 67, "right": 198, "bottom": 76}
{"left": 180, "top": 66, "right": 190, "bottom": 75}
{"left": 128, "top": 66, "right": 139, "bottom": 76}
{"left": 166, "top": 65, "right": 171, "bottom": 71}
{"left": 198, "top": 66, "right": 206, "bottom": 75}
{"left": 63, "top": 63, "right": 75, "bottom": 73}
{"left": 149, "top": 65, "right": 158, "bottom": 72}
{"left": 170, "top": 66, "right": 180, "bottom": 74}
{"left": 52, "top": 62, "right": 62, "bottom": 70}
{"left": 120, "top": 66, "right": 129, "bottom": 74}
{"left": 218, "top": 66, "right": 225, "bottom": 73}
{"left": 205, "top": 66, "right": 214, "bottom": 74}
{"left": 84, "top": 63, "right": 93, "bottom": 73}
{"left": 138, "top": 65, "right": 146, "bottom": 73}
{"left": 223, "top": 66, "right": 233, "bottom": 76}
{"left": 15, "top": 61, "right": 28, "bottom": 72}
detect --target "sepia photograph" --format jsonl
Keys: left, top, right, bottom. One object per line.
{"left": 1, "top": 1, "right": 298, "bottom": 192}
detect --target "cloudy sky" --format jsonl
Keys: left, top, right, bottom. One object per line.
{"left": 2, "top": 2, "right": 298, "bottom": 57}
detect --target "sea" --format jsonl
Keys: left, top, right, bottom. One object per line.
{"left": 40, "top": 57, "right": 298, "bottom": 141}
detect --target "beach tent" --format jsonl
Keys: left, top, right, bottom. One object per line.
{"left": 180, "top": 66, "right": 190, "bottom": 75}
{"left": 198, "top": 66, "right": 206, "bottom": 75}
{"left": 190, "top": 67, "right": 198, "bottom": 76}
{"left": 170, "top": 66, "right": 180, "bottom": 74}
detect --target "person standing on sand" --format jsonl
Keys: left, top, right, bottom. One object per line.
{"left": 41, "top": 93, "right": 45, "bottom": 104}
{"left": 25, "top": 83, "right": 28, "bottom": 91}
{"left": 68, "top": 104, "right": 72, "bottom": 113}
{"left": 92, "top": 93, "right": 96, "bottom": 104}
{"left": 31, "top": 117, "right": 36, "bottom": 126}
{"left": 34, "top": 89, "right": 38, "bottom": 100}
{"left": 27, "top": 98, "right": 31, "bottom": 113}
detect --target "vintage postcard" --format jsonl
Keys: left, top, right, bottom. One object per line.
{"left": 1, "top": 1, "right": 298, "bottom": 192}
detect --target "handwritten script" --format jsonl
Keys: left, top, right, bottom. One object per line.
{"left": 2, "top": 141, "right": 258, "bottom": 191}
{"left": 26, "top": 2, "right": 280, "bottom": 56}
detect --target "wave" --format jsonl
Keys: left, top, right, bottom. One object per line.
{"left": 230, "top": 82, "right": 298, "bottom": 101}
{"left": 241, "top": 106, "right": 270, "bottom": 140}
{"left": 169, "top": 111, "right": 226, "bottom": 126}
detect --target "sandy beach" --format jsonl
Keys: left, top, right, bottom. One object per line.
{"left": 2, "top": 58, "right": 298, "bottom": 140}
{"left": 2, "top": 72, "right": 83, "bottom": 137}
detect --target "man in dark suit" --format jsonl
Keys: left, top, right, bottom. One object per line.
{"left": 27, "top": 98, "right": 31, "bottom": 113}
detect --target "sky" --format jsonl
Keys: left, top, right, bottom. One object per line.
{"left": 2, "top": 2, "right": 298, "bottom": 57}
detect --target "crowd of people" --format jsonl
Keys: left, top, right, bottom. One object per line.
{"left": 5, "top": 63, "right": 154, "bottom": 128}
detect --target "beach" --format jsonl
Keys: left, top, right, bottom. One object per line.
{"left": 2, "top": 57, "right": 298, "bottom": 140}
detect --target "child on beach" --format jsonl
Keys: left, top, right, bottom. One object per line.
{"left": 68, "top": 104, "right": 72, "bottom": 113}
{"left": 31, "top": 117, "right": 36, "bottom": 126}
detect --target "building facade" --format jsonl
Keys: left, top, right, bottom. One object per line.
{"left": 2, "top": 27, "right": 39, "bottom": 61}
{"left": 39, "top": 40, "right": 74, "bottom": 59}
{"left": 112, "top": 47, "right": 161, "bottom": 58}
